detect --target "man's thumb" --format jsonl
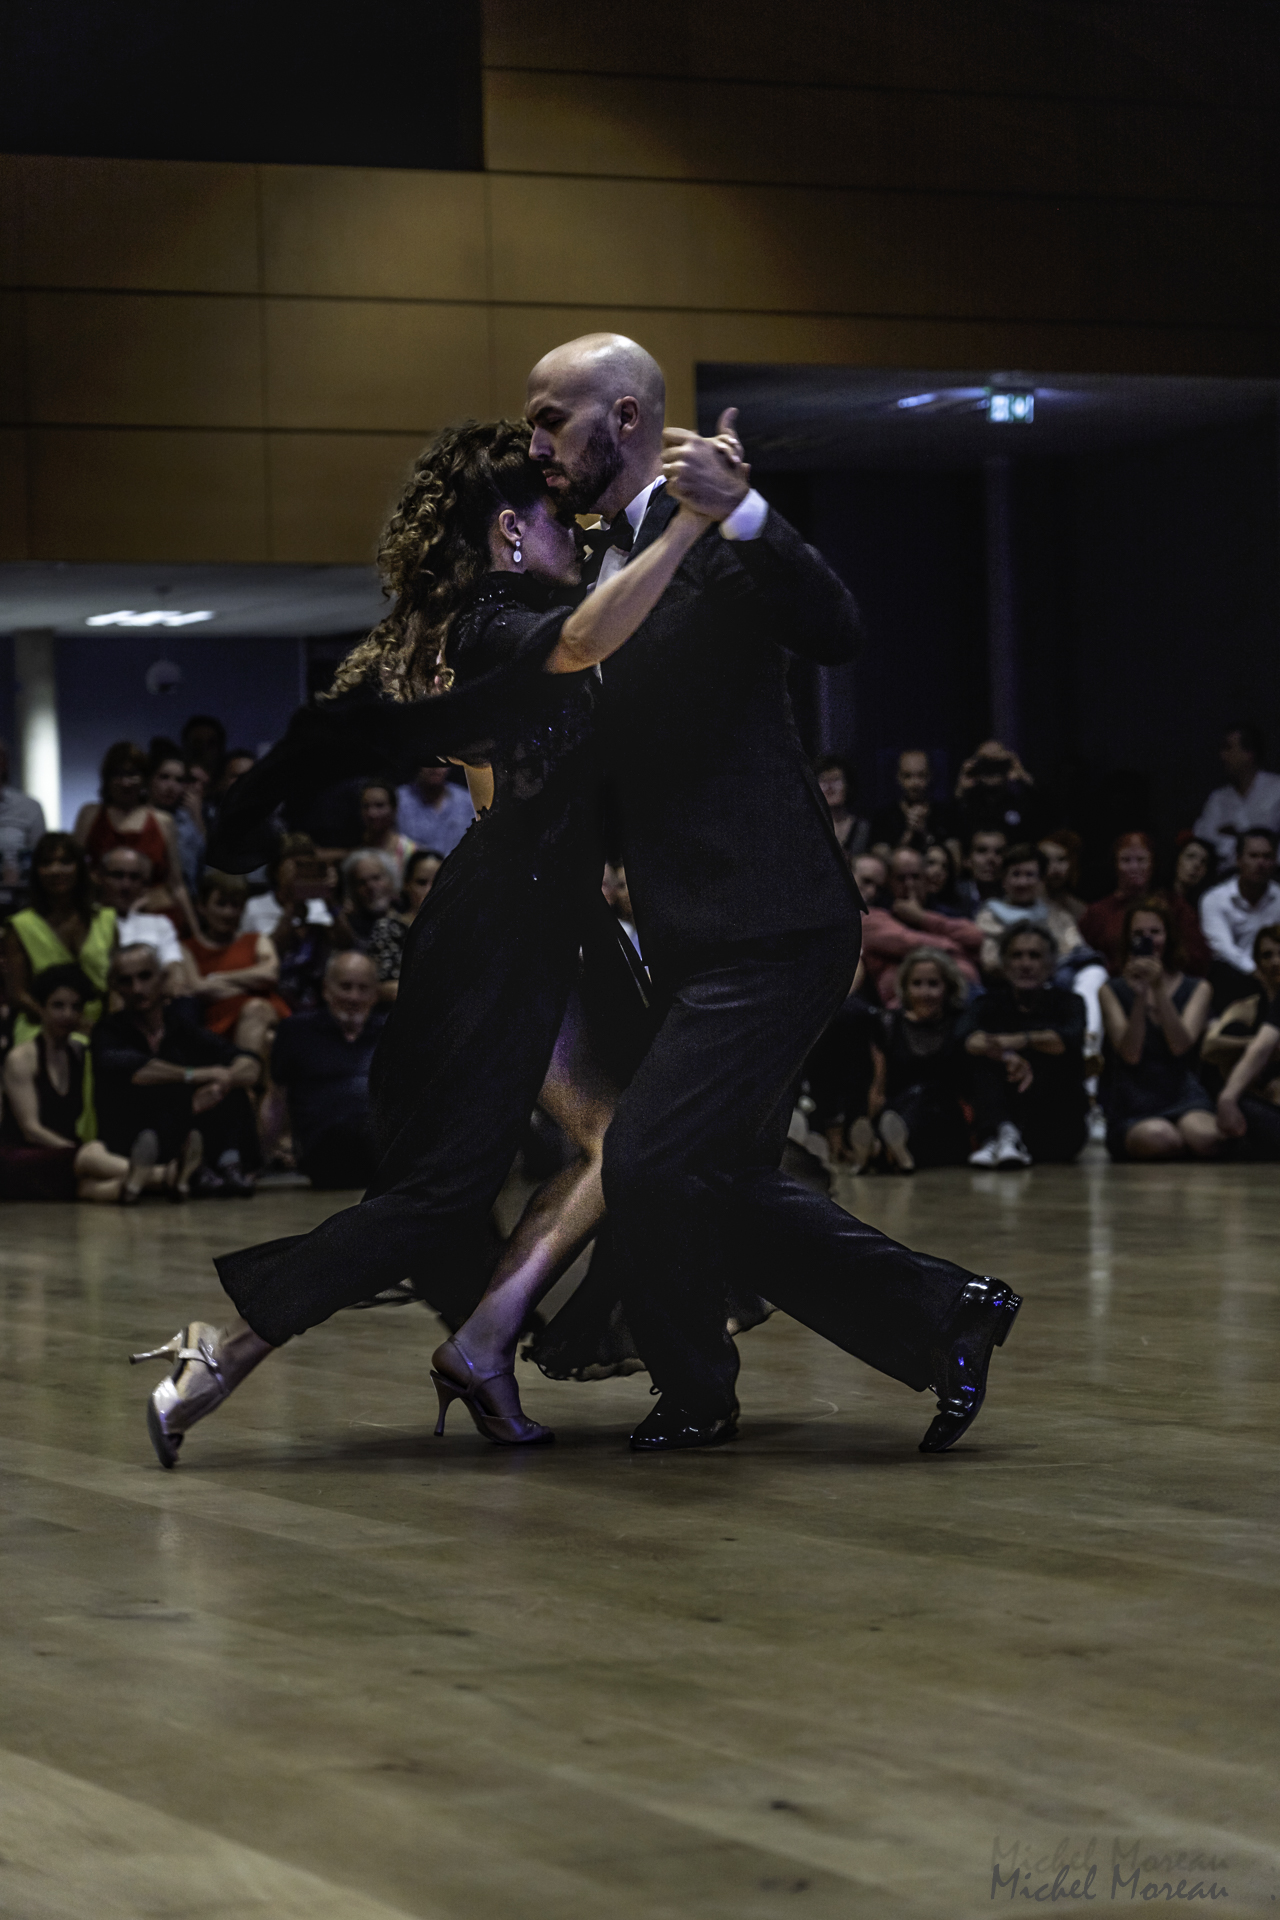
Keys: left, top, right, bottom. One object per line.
{"left": 716, "top": 407, "right": 739, "bottom": 436}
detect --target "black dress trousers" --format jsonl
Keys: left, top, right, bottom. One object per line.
{"left": 601, "top": 917, "right": 982, "bottom": 1417}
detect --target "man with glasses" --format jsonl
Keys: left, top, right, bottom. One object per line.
{"left": 92, "top": 943, "right": 261, "bottom": 1198}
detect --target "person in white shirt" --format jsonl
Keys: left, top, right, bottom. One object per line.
{"left": 95, "top": 847, "right": 191, "bottom": 995}
{"left": 1193, "top": 724, "right": 1280, "bottom": 873}
{"left": 239, "top": 836, "right": 336, "bottom": 937}
{"left": 1199, "top": 829, "right": 1280, "bottom": 996}
{"left": 0, "top": 736, "right": 47, "bottom": 917}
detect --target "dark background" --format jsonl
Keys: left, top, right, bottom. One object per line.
{"left": 0, "top": 0, "right": 483, "bottom": 169}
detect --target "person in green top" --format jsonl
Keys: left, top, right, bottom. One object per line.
{"left": 3, "top": 832, "right": 116, "bottom": 1043}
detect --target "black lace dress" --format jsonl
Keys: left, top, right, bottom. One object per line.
{"left": 211, "top": 574, "right": 654, "bottom": 1352}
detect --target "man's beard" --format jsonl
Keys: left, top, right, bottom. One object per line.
{"left": 544, "top": 418, "right": 626, "bottom": 517}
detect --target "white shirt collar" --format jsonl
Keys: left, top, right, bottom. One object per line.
{"left": 616, "top": 476, "right": 665, "bottom": 535}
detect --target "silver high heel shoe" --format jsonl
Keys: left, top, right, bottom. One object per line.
{"left": 430, "top": 1336, "right": 554, "bottom": 1446}
{"left": 129, "top": 1321, "right": 270, "bottom": 1468}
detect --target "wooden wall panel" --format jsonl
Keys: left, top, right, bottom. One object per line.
{"left": 0, "top": 156, "right": 259, "bottom": 293}
{"left": 266, "top": 433, "right": 425, "bottom": 563}
{"left": 264, "top": 300, "right": 492, "bottom": 432}
{"left": 260, "top": 167, "right": 490, "bottom": 301}
{"left": 484, "top": 70, "right": 1274, "bottom": 203}
{"left": 26, "top": 430, "right": 269, "bottom": 562}
{"left": 0, "top": 430, "right": 28, "bottom": 560}
{"left": 24, "top": 293, "right": 263, "bottom": 428}
{"left": 481, "top": 0, "right": 1278, "bottom": 102}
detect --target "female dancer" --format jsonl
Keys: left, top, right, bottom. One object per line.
{"left": 132, "top": 420, "right": 712, "bottom": 1465}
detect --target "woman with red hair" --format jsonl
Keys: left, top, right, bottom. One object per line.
{"left": 1079, "top": 831, "right": 1210, "bottom": 977}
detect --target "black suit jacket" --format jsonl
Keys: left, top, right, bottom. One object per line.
{"left": 597, "top": 489, "right": 863, "bottom": 952}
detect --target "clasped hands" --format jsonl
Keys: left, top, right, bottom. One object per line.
{"left": 662, "top": 407, "right": 750, "bottom": 520}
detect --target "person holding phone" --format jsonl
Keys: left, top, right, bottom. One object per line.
{"left": 1097, "top": 899, "right": 1222, "bottom": 1161}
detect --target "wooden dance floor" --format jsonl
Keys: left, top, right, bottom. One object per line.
{"left": 2, "top": 1158, "right": 1277, "bottom": 1918}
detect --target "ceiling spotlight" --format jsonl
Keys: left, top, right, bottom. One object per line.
{"left": 86, "top": 609, "right": 215, "bottom": 628}
{"left": 987, "top": 392, "right": 1035, "bottom": 424}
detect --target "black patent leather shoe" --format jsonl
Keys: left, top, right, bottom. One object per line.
{"left": 629, "top": 1397, "right": 740, "bottom": 1452}
{"left": 919, "top": 1277, "right": 1022, "bottom": 1454}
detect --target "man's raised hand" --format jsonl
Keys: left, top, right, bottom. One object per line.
{"left": 662, "top": 407, "right": 751, "bottom": 521}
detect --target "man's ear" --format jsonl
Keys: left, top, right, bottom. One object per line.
{"left": 615, "top": 395, "right": 640, "bottom": 439}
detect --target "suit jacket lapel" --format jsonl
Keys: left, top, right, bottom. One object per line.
{"left": 629, "top": 483, "right": 678, "bottom": 559}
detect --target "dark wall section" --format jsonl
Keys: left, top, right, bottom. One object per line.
{"left": 0, "top": 1, "right": 482, "bottom": 169}
{"left": 804, "top": 471, "right": 989, "bottom": 811}
{"left": 794, "top": 412, "right": 1280, "bottom": 869}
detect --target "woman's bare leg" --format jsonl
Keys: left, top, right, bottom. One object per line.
{"left": 442, "top": 992, "right": 618, "bottom": 1377}
{"left": 74, "top": 1139, "right": 171, "bottom": 1204}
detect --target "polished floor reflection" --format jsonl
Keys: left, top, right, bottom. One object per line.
{"left": 2, "top": 1159, "right": 1278, "bottom": 1918}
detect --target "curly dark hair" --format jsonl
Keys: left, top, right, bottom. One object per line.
{"left": 327, "top": 419, "right": 554, "bottom": 704}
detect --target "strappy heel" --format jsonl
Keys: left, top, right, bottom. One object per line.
{"left": 430, "top": 1337, "right": 554, "bottom": 1447}
{"left": 129, "top": 1319, "right": 271, "bottom": 1468}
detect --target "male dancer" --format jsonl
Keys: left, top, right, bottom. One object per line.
{"left": 525, "top": 334, "right": 1022, "bottom": 1454}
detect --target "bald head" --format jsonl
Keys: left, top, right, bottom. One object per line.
{"left": 526, "top": 332, "right": 666, "bottom": 518}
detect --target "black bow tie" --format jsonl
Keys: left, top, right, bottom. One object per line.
{"left": 581, "top": 513, "right": 635, "bottom": 566}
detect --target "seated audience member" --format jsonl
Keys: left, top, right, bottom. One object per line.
{"left": 96, "top": 846, "right": 191, "bottom": 997}
{"left": 241, "top": 837, "right": 337, "bottom": 1013}
{"left": 1198, "top": 829, "right": 1280, "bottom": 1004}
{"left": 1193, "top": 723, "right": 1280, "bottom": 873}
{"left": 860, "top": 847, "right": 983, "bottom": 1007}
{"left": 1098, "top": 901, "right": 1221, "bottom": 1162}
{"left": 0, "top": 733, "right": 47, "bottom": 919}
{"left": 1171, "top": 834, "right": 1216, "bottom": 916}
{"left": 807, "top": 991, "right": 879, "bottom": 1170}
{"left": 395, "top": 763, "right": 474, "bottom": 857}
{"left": 1202, "top": 923, "right": 1280, "bottom": 1085}
{"left": 1079, "top": 831, "right": 1211, "bottom": 978}
{"left": 147, "top": 738, "right": 205, "bottom": 900}
{"left": 1039, "top": 829, "right": 1087, "bottom": 924}
{"left": 869, "top": 748, "right": 960, "bottom": 861}
{"left": 359, "top": 778, "right": 416, "bottom": 879}
{"left": 953, "top": 826, "right": 1007, "bottom": 919}
{"left": 74, "top": 740, "right": 196, "bottom": 937}
{"left": 264, "top": 951, "right": 386, "bottom": 1189}
{"left": 0, "top": 964, "right": 171, "bottom": 1203}
{"left": 4, "top": 832, "right": 115, "bottom": 1042}
{"left": 1215, "top": 962, "right": 1280, "bottom": 1159}
{"left": 954, "top": 739, "right": 1039, "bottom": 844}
{"left": 602, "top": 861, "right": 640, "bottom": 954}
{"left": 334, "top": 850, "right": 405, "bottom": 1001}
{"left": 202, "top": 747, "right": 257, "bottom": 848}
{"left": 863, "top": 948, "right": 971, "bottom": 1172}
{"left": 963, "top": 924, "right": 1087, "bottom": 1168}
{"left": 180, "top": 713, "right": 227, "bottom": 781}
{"left": 922, "top": 841, "right": 965, "bottom": 916}
{"left": 974, "top": 844, "right": 1083, "bottom": 976}
{"left": 240, "top": 835, "right": 336, "bottom": 936}
{"left": 852, "top": 850, "right": 889, "bottom": 910}
{"left": 93, "top": 943, "right": 261, "bottom": 1196}
{"left": 185, "top": 870, "right": 290, "bottom": 1061}
{"left": 814, "top": 754, "right": 870, "bottom": 859}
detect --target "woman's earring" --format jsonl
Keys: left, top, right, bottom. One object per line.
{"left": 512, "top": 543, "right": 523, "bottom": 567}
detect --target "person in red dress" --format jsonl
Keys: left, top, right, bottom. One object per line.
{"left": 1079, "top": 831, "right": 1211, "bottom": 977}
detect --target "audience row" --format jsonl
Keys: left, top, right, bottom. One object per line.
{"left": 4, "top": 711, "right": 1280, "bottom": 1200}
